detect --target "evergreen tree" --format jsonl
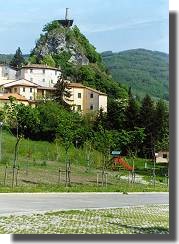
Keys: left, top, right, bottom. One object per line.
{"left": 154, "top": 100, "right": 169, "bottom": 151}
{"left": 54, "top": 74, "right": 71, "bottom": 110}
{"left": 106, "top": 97, "right": 127, "bottom": 130}
{"left": 10, "top": 47, "right": 26, "bottom": 69}
{"left": 139, "top": 94, "right": 155, "bottom": 158}
{"left": 125, "top": 87, "right": 140, "bottom": 130}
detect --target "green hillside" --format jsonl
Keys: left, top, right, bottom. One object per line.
{"left": 0, "top": 54, "right": 29, "bottom": 64}
{"left": 101, "top": 49, "right": 169, "bottom": 100}
{"left": 0, "top": 54, "right": 14, "bottom": 64}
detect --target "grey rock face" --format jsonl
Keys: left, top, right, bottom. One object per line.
{"left": 32, "top": 28, "right": 89, "bottom": 65}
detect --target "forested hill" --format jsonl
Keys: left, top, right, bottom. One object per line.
{"left": 101, "top": 49, "right": 169, "bottom": 100}
{"left": 0, "top": 54, "right": 29, "bottom": 64}
{"left": 0, "top": 54, "right": 14, "bottom": 63}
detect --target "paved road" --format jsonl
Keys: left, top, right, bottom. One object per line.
{"left": 0, "top": 193, "right": 169, "bottom": 216}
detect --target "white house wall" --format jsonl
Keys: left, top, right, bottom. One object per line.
{"left": 17, "top": 68, "right": 61, "bottom": 87}
{"left": 19, "top": 87, "right": 37, "bottom": 100}
{"left": 99, "top": 95, "right": 107, "bottom": 112}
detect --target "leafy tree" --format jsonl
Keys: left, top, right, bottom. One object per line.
{"left": 92, "top": 126, "right": 115, "bottom": 185}
{"left": 93, "top": 108, "right": 107, "bottom": 131}
{"left": 56, "top": 109, "right": 82, "bottom": 186}
{"left": 2, "top": 97, "right": 39, "bottom": 187}
{"left": 10, "top": 47, "right": 26, "bottom": 69}
{"left": 52, "top": 52, "right": 71, "bottom": 69}
{"left": 36, "top": 101, "right": 62, "bottom": 141}
{"left": 40, "top": 54, "right": 56, "bottom": 67}
{"left": 73, "top": 25, "right": 101, "bottom": 63}
{"left": 54, "top": 74, "right": 72, "bottom": 110}
{"left": 42, "top": 20, "right": 61, "bottom": 32}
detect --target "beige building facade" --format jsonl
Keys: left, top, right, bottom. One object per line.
{"left": 3, "top": 79, "right": 38, "bottom": 101}
{"left": 0, "top": 64, "right": 107, "bottom": 113}
{"left": 68, "top": 83, "right": 107, "bottom": 113}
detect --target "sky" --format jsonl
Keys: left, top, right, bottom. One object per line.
{"left": 0, "top": 0, "right": 168, "bottom": 54}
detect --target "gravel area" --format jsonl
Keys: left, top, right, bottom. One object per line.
{"left": 0, "top": 204, "right": 169, "bottom": 234}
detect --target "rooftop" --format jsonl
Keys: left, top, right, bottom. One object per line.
{"left": 21, "top": 64, "right": 61, "bottom": 71}
{"left": 0, "top": 93, "right": 28, "bottom": 101}
{"left": 3, "top": 79, "right": 39, "bottom": 88}
{"left": 69, "top": 82, "right": 106, "bottom": 95}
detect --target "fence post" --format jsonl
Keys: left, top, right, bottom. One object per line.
{"left": 15, "top": 167, "right": 19, "bottom": 186}
{"left": 58, "top": 168, "right": 61, "bottom": 184}
{"left": 68, "top": 167, "right": 71, "bottom": 186}
{"left": 4, "top": 165, "right": 7, "bottom": 186}
{"left": 97, "top": 173, "right": 99, "bottom": 186}
{"left": 105, "top": 172, "right": 108, "bottom": 187}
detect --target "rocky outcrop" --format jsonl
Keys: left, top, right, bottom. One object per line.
{"left": 31, "top": 25, "right": 89, "bottom": 66}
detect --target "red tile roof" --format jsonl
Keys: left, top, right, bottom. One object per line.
{"left": 0, "top": 93, "right": 28, "bottom": 101}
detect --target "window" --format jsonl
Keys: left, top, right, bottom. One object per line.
{"left": 90, "top": 105, "right": 94, "bottom": 110}
{"left": 30, "top": 88, "right": 33, "bottom": 93}
{"left": 163, "top": 154, "right": 167, "bottom": 158}
{"left": 43, "top": 78, "right": 45, "bottom": 82}
{"left": 90, "top": 93, "right": 93, "bottom": 98}
{"left": 77, "top": 105, "right": 81, "bottom": 111}
{"left": 30, "top": 69, "right": 33, "bottom": 73}
{"left": 14, "top": 88, "right": 17, "bottom": 93}
{"left": 78, "top": 93, "right": 81, "bottom": 98}
{"left": 30, "top": 78, "right": 33, "bottom": 82}
{"left": 29, "top": 96, "right": 33, "bottom": 100}
{"left": 43, "top": 69, "right": 45, "bottom": 74}
{"left": 55, "top": 71, "right": 57, "bottom": 75}
{"left": 23, "top": 87, "right": 25, "bottom": 92}
{"left": 51, "top": 80, "right": 53, "bottom": 84}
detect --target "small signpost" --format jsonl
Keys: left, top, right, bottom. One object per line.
{"left": 111, "top": 151, "right": 121, "bottom": 156}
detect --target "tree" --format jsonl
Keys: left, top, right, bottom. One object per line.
{"left": 125, "top": 87, "right": 140, "bottom": 130}
{"left": 2, "top": 97, "right": 40, "bottom": 187}
{"left": 154, "top": 100, "right": 169, "bottom": 151}
{"left": 40, "top": 54, "right": 56, "bottom": 67}
{"left": 106, "top": 97, "right": 128, "bottom": 130}
{"left": 139, "top": 95, "right": 155, "bottom": 158}
{"left": 54, "top": 74, "right": 72, "bottom": 110}
{"left": 10, "top": 47, "right": 26, "bottom": 69}
{"left": 57, "top": 109, "right": 82, "bottom": 186}
{"left": 92, "top": 126, "right": 115, "bottom": 186}
{"left": 36, "top": 101, "right": 62, "bottom": 141}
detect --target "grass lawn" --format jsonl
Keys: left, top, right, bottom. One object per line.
{"left": 0, "top": 204, "right": 169, "bottom": 234}
{"left": 0, "top": 132, "right": 169, "bottom": 192}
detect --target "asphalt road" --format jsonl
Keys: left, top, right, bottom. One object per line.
{"left": 0, "top": 192, "right": 169, "bottom": 216}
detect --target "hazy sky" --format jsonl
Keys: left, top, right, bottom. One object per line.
{"left": 0, "top": 0, "right": 168, "bottom": 54}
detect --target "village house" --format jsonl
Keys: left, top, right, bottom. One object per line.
{"left": 16, "top": 64, "right": 61, "bottom": 87}
{"left": 0, "top": 64, "right": 108, "bottom": 113}
{"left": 155, "top": 151, "right": 169, "bottom": 164}
{"left": 67, "top": 83, "right": 107, "bottom": 113}
{"left": 0, "top": 93, "right": 29, "bottom": 108}
{"left": 0, "top": 64, "right": 16, "bottom": 80}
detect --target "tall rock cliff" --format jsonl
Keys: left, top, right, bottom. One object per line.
{"left": 29, "top": 20, "right": 128, "bottom": 100}
{"left": 29, "top": 21, "right": 102, "bottom": 66}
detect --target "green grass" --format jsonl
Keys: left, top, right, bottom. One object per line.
{"left": 0, "top": 204, "right": 169, "bottom": 234}
{"left": 0, "top": 131, "right": 169, "bottom": 192}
